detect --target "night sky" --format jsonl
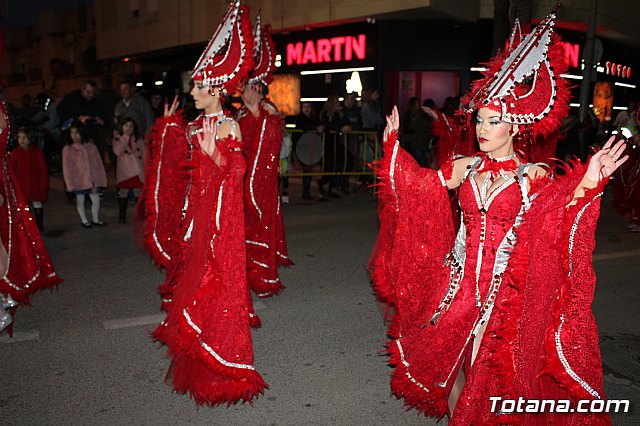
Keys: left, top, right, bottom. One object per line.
{"left": 3, "top": 0, "right": 94, "bottom": 26}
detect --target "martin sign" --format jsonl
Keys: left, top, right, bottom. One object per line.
{"left": 287, "top": 34, "right": 367, "bottom": 65}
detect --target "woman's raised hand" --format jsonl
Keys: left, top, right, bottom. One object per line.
{"left": 164, "top": 95, "right": 179, "bottom": 118}
{"left": 383, "top": 105, "right": 400, "bottom": 143}
{"left": 197, "top": 117, "right": 218, "bottom": 158}
{"left": 585, "top": 135, "right": 629, "bottom": 181}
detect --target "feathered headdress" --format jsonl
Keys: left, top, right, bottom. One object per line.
{"left": 463, "top": 8, "right": 571, "bottom": 138}
{"left": 191, "top": 0, "right": 254, "bottom": 95}
{"left": 247, "top": 14, "right": 277, "bottom": 85}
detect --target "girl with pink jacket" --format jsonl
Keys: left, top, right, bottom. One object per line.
{"left": 112, "top": 117, "right": 145, "bottom": 223}
{"left": 62, "top": 122, "right": 107, "bottom": 228}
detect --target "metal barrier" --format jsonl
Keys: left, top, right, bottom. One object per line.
{"left": 280, "top": 129, "right": 380, "bottom": 177}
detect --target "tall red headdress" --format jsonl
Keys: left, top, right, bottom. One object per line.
{"left": 192, "top": 0, "right": 254, "bottom": 95}
{"left": 463, "top": 9, "right": 571, "bottom": 138}
{"left": 247, "top": 14, "right": 277, "bottom": 86}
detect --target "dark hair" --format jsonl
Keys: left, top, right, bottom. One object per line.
{"left": 423, "top": 98, "right": 436, "bottom": 109}
{"left": 67, "top": 121, "right": 89, "bottom": 144}
{"left": 83, "top": 79, "right": 98, "bottom": 88}
{"left": 118, "top": 117, "right": 140, "bottom": 138}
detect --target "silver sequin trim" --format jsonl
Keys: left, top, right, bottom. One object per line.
{"left": 390, "top": 141, "right": 400, "bottom": 212}
{"left": 396, "top": 339, "right": 431, "bottom": 393}
{"left": 555, "top": 314, "right": 602, "bottom": 399}
{"left": 246, "top": 240, "right": 269, "bottom": 249}
{"left": 569, "top": 193, "right": 603, "bottom": 276}
{"left": 252, "top": 260, "right": 268, "bottom": 268}
{"left": 183, "top": 307, "right": 256, "bottom": 370}
{"left": 152, "top": 122, "right": 182, "bottom": 261}
{"left": 249, "top": 118, "right": 267, "bottom": 220}
{"left": 437, "top": 169, "right": 447, "bottom": 187}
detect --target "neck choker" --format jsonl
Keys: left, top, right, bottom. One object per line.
{"left": 487, "top": 153, "right": 517, "bottom": 162}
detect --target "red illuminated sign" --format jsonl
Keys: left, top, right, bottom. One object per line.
{"left": 561, "top": 42, "right": 580, "bottom": 69}
{"left": 605, "top": 61, "right": 632, "bottom": 78}
{"left": 287, "top": 34, "right": 366, "bottom": 65}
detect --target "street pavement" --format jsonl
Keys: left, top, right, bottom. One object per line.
{"left": 1, "top": 177, "right": 639, "bottom": 425}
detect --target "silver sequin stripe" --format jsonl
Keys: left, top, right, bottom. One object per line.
{"left": 437, "top": 169, "right": 447, "bottom": 187}
{"left": 152, "top": 122, "right": 183, "bottom": 262}
{"left": 249, "top": 118, "right": 267, "bottom": 220}
{"left": 252, "top": 260, "right": 269, "bottom": 268}
{"left": 555, "top": 314, "right": 602, "bottom": 399}
{"left": 395, "top": 339, "right": 432, "bottom": 393}
{"left": 277, "top": 251, "right": 289, "bottom": 260}
{"left": 568, "top": 193, "right": 603, "bottom": 276}
{"left": 246, "top": 240, "right": 269, "bottom": 249}
{"left": 390, "top": 141, "right": 400, "bottom": 212}
{"left": 183, "top": 308, "right": 256, "bottom": 370}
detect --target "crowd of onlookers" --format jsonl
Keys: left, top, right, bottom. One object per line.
{"left": 3, "top": 76, "right": 171, "bottom": 230}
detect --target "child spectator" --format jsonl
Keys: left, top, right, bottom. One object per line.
{"left": 112, "top": 117, "right": 145, "bottom": 223}
{"left": 62, "top": 122, "right": 107, "bottom": 228}
{"left": 8, "top": 128, "right": 49, "bottom": 230}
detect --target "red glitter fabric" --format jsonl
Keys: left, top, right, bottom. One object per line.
{"left": 142, "top": 113, "right": 266, "bottom": 406}
{"left": 239, "top": 100, "right": 292, "bottom": 305}
{"left": 0, "top": 101, "right": 61, "bottom": 306}
{"left": 371, "top": 132, "right": 609, "bottom": 425}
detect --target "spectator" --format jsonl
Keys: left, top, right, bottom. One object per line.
{"left": 58, "top": 80, "right": 108, "bottom": 165}
{"left": 294, "top": 101, "right": 322, "bottom": 199}
{"left": 8, "top": 128, "right": 49, "bottom": 230}
{"left": 342, "top": 92, "right": 362, "bottom": 130}
{"left": 407, "top": 99, "right": 434, "bottom": 167}
{"left": 361, "top": 88, "right": 383, "bottom": 133}
{"left": 31, "top": 93, "right": 61, "bottom": 171}
{"left": 149, "top": 91, "right": 165, "bottom": 119}
{"left": 318, "top": 94, "right": 351, "bottom": 198}
{"left": 112, "top": 117, "right": 145, "bottom": 224}
{"left": 613, "top": 100, "right": 638, "bottom": 134}
{"left": 62, "top": 122, "right": 107, "bottom": 228}
{"left": 114, "top": 81, "right": 155, "bottom": 136}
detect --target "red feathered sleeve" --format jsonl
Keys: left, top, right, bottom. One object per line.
{"left": 369, "top": 131, "right": 456, "bottom": 337}
{"left": 142, "top": 114, "right": 191, "bottom": 269}
{"left": 540, "top": 173, "right": 610, "bottom": 416}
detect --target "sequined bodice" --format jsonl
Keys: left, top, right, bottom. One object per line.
{"left": 457, "top": 174, "right": 524, "bottom": 290}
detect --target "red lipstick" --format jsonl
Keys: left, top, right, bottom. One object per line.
{"left": 478, "top": 137, "right": 489, "bottom": 143}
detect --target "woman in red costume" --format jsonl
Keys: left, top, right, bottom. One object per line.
{"left": 0, "top": 100, "right": 62, "bottom": 335}
{"left": 141, "top": 0, "right": 266, "bottom": 406}
{"left": 370, "top": 11, "right": 626, "bottom": 425}
{"left": 238, "top": 17, "right": 292, "bottom": 311}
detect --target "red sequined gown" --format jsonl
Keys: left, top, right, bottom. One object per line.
{"left": 238, "top": 100, "right": 292, "bottom": 307}
{"left": 370, "top": 131, "right": 610, "bottom": 425}
{"left": 141, "top": 112, "right": 266, "bottom": 406}
{"left": 0, "top": 101, "right": 61, "bottom": 334}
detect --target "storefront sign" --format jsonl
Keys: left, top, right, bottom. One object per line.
{"left": 605, "top": 61, "right": 632, "bottom": 78}
{"left": 561, "top": 42, "right": 580, "bottom": 69}
{"left": 287, "top": 34, "right": 367, "bottom": 65}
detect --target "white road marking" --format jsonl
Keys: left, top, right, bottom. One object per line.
{"left": 103, "top": 313, "right": 166, "bottom": 330}
{"left": 0, "top": 330, "right": 40, "bottom": 343}
{"left": 593, "top": 249, "right": 640, "bottom": 261}
{"left": 104, "top": 302, "right": 266, "bottom": 331}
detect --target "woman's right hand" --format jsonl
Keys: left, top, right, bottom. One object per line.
{"left": 383, "top": 105, "right": 400, "bottom": 143}
{"left": 164, "top": 95, "right": 179, "bottom": 118}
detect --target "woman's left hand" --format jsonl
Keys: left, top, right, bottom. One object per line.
{"left": 197, "top": 117, "right": 217, "bottom": 158}
{"left": 585, "top": 136, "right": 630, "bottom": 181}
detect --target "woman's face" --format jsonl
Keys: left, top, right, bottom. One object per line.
{"left": 122, "top": 121, "right": 135, "bottom": 136}
{"left": 17, "top": 132, "right": 30, "bottom": 149}
{"left": 190, "top": 82, "right": 221, "bottom": 111}
{"left": 301, "top": 102, "right": 313, "bottom": 117}
{"left": 70, "top": 127, "right": 82, "bottom": 144}
{"left": 475, "top": 107, "right": 518, "bottom": 155}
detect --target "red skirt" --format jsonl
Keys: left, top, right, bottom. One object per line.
{"left": 118, "top": 176, "right": 143, "bottom": 189}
